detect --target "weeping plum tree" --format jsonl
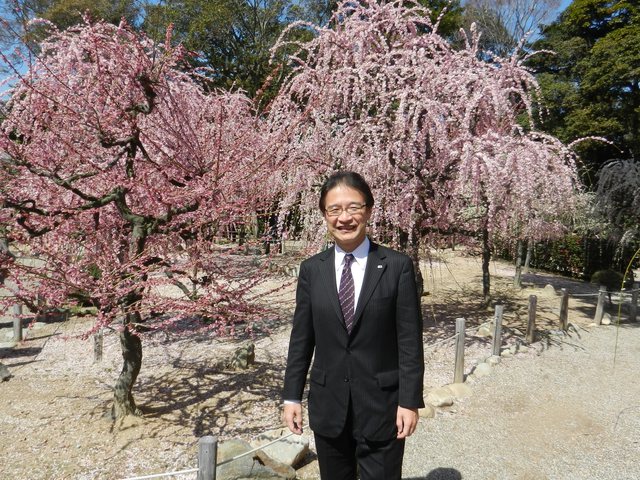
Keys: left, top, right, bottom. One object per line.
{"left": 454, "top": 131, "right": 581, "bottom": 299}
{"left": 0, "top": 20, "right": 280, "bottom": 418}
{"left": 267, "top": 0, "right": 580, "bottom": 298}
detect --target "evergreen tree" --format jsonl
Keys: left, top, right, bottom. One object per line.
{"left": 529, "top": 0, "right": 639, "bottom": 182}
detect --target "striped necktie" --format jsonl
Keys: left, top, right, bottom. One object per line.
{"left": 339, "top": 254, "right": 355, "bottom": 333}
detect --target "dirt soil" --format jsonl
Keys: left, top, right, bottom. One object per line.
{"left": 0, "top": 249, "right": 632, "bottom": 479}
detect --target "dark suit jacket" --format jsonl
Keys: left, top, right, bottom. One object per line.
{"left": 283, "top": 241, "right": 425, "bottom": 441}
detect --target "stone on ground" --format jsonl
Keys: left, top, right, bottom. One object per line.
{"left": 426, "top": 386, "right": 454, "bottom": 407}
{"left": 228, "top": 342, "right": 256, "bottom": 370}
{"left": 486, "top": 355, "right": 501, "bottom": 366}
{"left": 420, "top": 404, "right": 436, "bottom": 418}
{"left": 251, "top": 431, "right": 309, "bottom": 468}
{"left": 446, "top": 382, "right": 472, "bottom": 398}
{"left": 473, "top": 362, "right": 492, "bottom": 377}
{"left": 217, "top": 438, "right": 295, "bottom": 480}
{"left": 474, "top": 323, "right": 493, "bottom": 338}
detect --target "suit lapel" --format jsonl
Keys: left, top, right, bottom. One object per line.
{"left": 318, "top": 246, "right": 344, "bottom": 324}
{"left": 352, "top": 242, "right": 386, "bottom": 329}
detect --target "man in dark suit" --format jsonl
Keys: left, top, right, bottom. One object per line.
{"left": 283, "top": 171, "right": 424, "bottom": 480}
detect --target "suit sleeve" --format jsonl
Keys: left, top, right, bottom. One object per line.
{"left": 282, "top": 261, "right": 316, "bottom": 402}
{"left": 396, "top": 256, "right": 425, "bottom": 408}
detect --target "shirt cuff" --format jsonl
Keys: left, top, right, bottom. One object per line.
{"left": 283, "top": 400, "right": 301, "bottom": 405}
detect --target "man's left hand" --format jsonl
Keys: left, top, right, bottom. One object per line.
{"left": 396, "top": 406, "right": 419, "bottom": 439}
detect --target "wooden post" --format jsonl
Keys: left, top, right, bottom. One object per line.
{"left": 526, "top": 295, "right": 537, "bottom": 344}
{"left": 454, "top": 317, "right": 465, "bottom": 384}
{"left": 12, "top": 304, "right": 22, "bottom": 342}
{"left": 594, "top": 285, "right": 607, "bottom": 325}
{"left": 94, "top": 328, "right": 103, "bottom": 363}
{"left": 559, "top": 288, "right": 569, "bottom": 331}
{"left": 630, "top": 287, "right": 638, "bottom": 323}
{"left": 492, "top": 305, "right": 504, "bottom": 357}
{"left": 197, "top": 435, "right": 217, "bottom": 480}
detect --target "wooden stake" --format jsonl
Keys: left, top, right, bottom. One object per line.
{"left": 197, "top": 436, "right": 218, "bottom": 480}
{"left": 559, "top": 288, "right": 569, "bottom": 331}
{"left": 12, "top": 304, "right": 22, "bottom": 342}
{"left": 594, "top": 285, "right": 607, "bottom": 325}
{"left": 492, "top": 305, "right": 504, "bottom": 357}
{"left": 526, "top": 295, "right": 537, "bottom": 344}
{"left": 454, "top": 317, "right": 465, "bottom": 384}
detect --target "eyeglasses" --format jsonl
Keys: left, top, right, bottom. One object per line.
{"left": 324, "top": 203, "right": 368, "bottom": 217}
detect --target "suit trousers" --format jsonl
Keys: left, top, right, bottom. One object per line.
{"left": 314, "top": 396, "right": 405, "bottom": 480}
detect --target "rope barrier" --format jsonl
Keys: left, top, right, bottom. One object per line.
{"left": 217, "top": 430, "right": 297, "bottom": 467}
{"left": 569, "top": 288, "right": 639, "bottom": 298}
{"left": 121, "top": 429, "right": 299, "bottom": 480}
{"left": 424, "top": 332, "right": 459, "bottom": 349}
{"left": 618, "top": 290, "right": 640, "bottom": 297}
{"left": 121, "top": 467, "right": 198, "bottom": 480}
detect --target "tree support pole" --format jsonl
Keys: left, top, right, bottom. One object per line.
{"left": 454, "top": 317, "right": 465, "bottom": 384}
{"left": 594, "top": 286, "right": 607, "bottom": 325}
{"left": 526, "top": 295, "right": 536, "bottom": 344}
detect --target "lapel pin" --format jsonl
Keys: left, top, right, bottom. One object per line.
{"left": 377, "top": 264, "right": 383, "bottom": 269}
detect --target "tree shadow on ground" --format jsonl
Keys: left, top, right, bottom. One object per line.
{"left": 133, "top": 355, "right": 285, "bottom": 439}
{"left": 0, "top": 346, "right": 42, "bottom": 360}
{"left": 570, "top": 292, "right": 637, "bottom": 325}
{"left": 419, "top": 268, "right": 639, "bottom": 366}
{"left": 144, "top": 303, "right": 295, "bottom": 348}
{"left": 422, "top": 279, "right": 529, "bottom": 351}
{"left": 405, "top": 467, "right": 462, "bottom": 480}
{"left": 0, "top": 310, "right": 68, "bottom": 329}
{"left": 520, "top": 271, "right": 595, "bottom": 294}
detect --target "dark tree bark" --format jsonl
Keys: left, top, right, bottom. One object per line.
{"left": 111, "top": 312, "right": 143, "bottom": 419}
{"left": 482, "top": 226, "right": 491, "bottom": 304}
{"left": 399, "top": 228, "right": 424, "bottom": 297}
{"left": 514, "top": 239, "right": 523, "bottom": 288}
{"left": 111, "top": 221, "right": 147, "bottom": 419}
{"left": 523, "top": 238, "right": 533, "bottom": 274}
{"left": 411, "top": 249, "right": 424, "bottom": 299}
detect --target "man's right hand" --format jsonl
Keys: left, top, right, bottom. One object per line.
{"left": 283, "top": 403, "right": 304, "bottom": 435}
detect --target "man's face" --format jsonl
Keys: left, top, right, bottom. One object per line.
{"left": 323, "top": 184, "right": 372, "bottom": 252}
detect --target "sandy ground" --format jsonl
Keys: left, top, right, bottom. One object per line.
{"left": 0, "top": 249, "right": 636, "bottom": 480}
{"left": 402, "top": 322, "right": 640, "bottom": 480}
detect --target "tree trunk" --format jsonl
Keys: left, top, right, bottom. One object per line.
{"left": 0, "top": 231, "right": 14, "bottom": 284}
{"left": 399, "top": 228, "right": 423, "bottom": 297}
{"left": 412, "top": 251, "right": 424, "bottom": 298}
{"left": 112, "top": 312, "right": 143, "bottom": 419}
{"left": 514, "top": 239, "right": 523, "bottom": 288}
{"left": 482, "top": 227, "right": 491, "bottom": 304}
{"left": 238, "top": 224, "right": 246, "bottom": 249}
{"left": 523, "top": 238, "right": 533, "bottom": 274}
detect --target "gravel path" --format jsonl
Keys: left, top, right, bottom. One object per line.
{"left": 402, "top": 323, "right": 640, "bottom": 480}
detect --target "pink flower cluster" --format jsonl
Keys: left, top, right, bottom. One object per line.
{"left": 0, "top": 20, "right": 282, "bottom": 333}
{"left": 267, "top": 0, "right": 581, "bottom": 249}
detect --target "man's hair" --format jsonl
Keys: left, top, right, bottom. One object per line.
{"left": 318, "top": 170, "right": 374, "bottom": 211}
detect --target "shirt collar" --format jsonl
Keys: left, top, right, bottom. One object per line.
{"left": 335, "top": 237, "right": 370, "bottom": 267}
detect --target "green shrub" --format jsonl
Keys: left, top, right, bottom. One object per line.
{"left": 590, "top": 269, "right": 635, "bottom": 291}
